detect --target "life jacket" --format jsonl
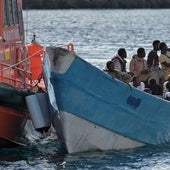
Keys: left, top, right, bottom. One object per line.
{"left": 111, "top": 56, "right": 126, "bottom": 72}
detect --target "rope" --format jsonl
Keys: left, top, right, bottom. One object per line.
{"left": 0, "top": 48, "right": 44, "bottom": 72}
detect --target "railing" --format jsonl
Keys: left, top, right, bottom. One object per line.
{"left": 0, "top": 61, "right": 32, "bottom": 89}
{"left": 0, "top": 42, "right": 75, "bottom": 90}
{"left": 59, "top": 43, "right": 75, "bottom": 53}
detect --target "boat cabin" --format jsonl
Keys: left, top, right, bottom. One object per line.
{"left": 0, "top": 0, "right": 31, "bottom": 88}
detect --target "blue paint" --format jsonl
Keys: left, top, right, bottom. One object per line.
{"left": 44, "top": 53, "right": 170, "bottom": 145}
{"left": 127, "top": 96, "right": 141, "bottom": 109}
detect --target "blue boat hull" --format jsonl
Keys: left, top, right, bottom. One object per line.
{"left": 43, "top": 47, "right": 170, "bottom": 153}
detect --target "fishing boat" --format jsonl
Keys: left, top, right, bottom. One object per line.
{"left": 42, "top": 46, "right": 170, "bottom": 153}
{"left": 0, "top": 0, "right": 47, "bottom": 147}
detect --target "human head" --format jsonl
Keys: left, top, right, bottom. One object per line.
{"left": 137, "top": 47, "right": 145, "bottom": 58}
{"left": 118, "top": 48, "right": 127, "bottom": 59}
{"left": 152, "top": 40, "right": 160, "bottom": 51}
{"left": 159, "top": 42, "right": 168, "bottom": 54}
{"left": 132, "top": 76, "right": 141, "bottom": 87}
{"left": 149, "top": 78, "right": 156, "bottom": 86}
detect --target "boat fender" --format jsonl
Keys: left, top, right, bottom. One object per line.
{"left": 25, "top": 92, "right": 51, "bottom": 133}
{"left": 27, "top": 40, "right": 44, "bottom": 80}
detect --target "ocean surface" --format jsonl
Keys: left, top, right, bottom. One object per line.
{"left": 1, "top": 9, "right": 170, "bottom": 169}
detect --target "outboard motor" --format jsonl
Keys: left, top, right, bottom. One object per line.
{"left": 25, "top": 92, "right": 51, "bottom": 133}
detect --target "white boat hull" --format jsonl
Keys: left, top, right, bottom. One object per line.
{"left": 53, "top": 111, "right": 145, "bottom": 153}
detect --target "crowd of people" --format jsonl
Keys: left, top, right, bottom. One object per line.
{"left": 104, "top": 40, "right": 170, "bottom": 100}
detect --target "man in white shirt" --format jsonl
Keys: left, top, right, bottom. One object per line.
{"left": 163, "top": 74, "right": 170, "bottom": 96}
{"left": 129, "top": 76, "right": 145, "bottom": 91}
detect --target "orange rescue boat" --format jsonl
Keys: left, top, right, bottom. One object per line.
{"left": 0, "top": 0, "right": 44, "bottom": 147}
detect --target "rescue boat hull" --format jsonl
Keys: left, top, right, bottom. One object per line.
{"left": 0, "top": 82, "right": 30, "bottom": 147}
{"left": 0, "top": 105, "right": 28, "bottom": 147}
{"left": 0, "top": 0, "right": 45, "bottom": 147}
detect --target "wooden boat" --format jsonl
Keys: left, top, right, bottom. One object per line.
{"left": 42, "top": 46, "right": 170, "bottom": 153}
{"left": 0, "top": 0, "right": 45, "bottom": 147}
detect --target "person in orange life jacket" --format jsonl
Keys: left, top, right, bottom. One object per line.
{"left": 147, "top": 40, "right": 163, "bottom": 85}
{"left": 159, "top": 42, "right": 170, "bottom": 81}
{"left": 129, "top": 47, "right": 149, "bottom": 85}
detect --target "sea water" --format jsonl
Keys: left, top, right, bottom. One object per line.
{"left": 1, "top": 9, "right": 170, "bottom": 169}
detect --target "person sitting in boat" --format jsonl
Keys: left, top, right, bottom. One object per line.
{"left": 165, "top": 92, "right": 170, "bottom": 101}
{"left": 147, "top": 40, "right": 164, "bottom": 85}
{"left": 104, "top": 61, "right": 122, "bottom": 79}
{"left": 129, "top": 76, "right": 145, "bottom": 91}
{"left": 163, "top": 74, "right": 170, "bottom": 96}
{"left": 159, "top": 42, "right": 170, "bottom": 81}
{"left": 129, "top": 47, "right": 150, "bottom": 86}
{"left": 148, "top": 78, "right": 163, "bottom": 96}
{"left": 111, "top": 48, "right": 127, "bottom": 72}
{"left": 104, "top": 48, "right": 132, "bottom": 83}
